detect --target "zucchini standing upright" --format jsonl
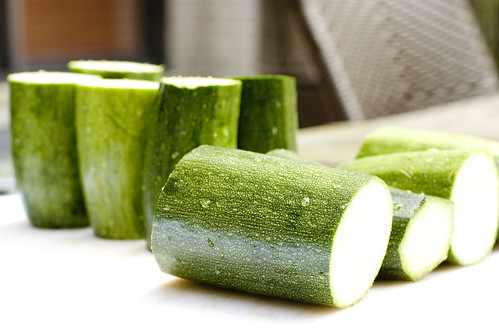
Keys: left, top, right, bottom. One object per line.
{"left": 8, "top": 71, "right": 99, "bottom": 228}
{"left": 152, "top": 145, "right": 393, "bottom": 308}
{"left": 234, "top": 75, "right": 298, "bottom": 153}
{"left": 144, "top": 77, "right": 242, "bottom": 247}
{"left": 340, "top": 149, "right": 499, "bottom": 266}
{"left": 76, "top": 79, "right": 160, "bottom": 239}
{"left": 68, "top": 60, "right": 164, "bottom": 81}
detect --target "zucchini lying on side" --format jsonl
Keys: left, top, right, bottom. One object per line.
{"left": 68, "top": 60, "right": 164, "bottom": 81}
{"left": 357, "top": 127, "right": 499, "bottom": 166}
{"left": 380, "top": 188, "right": 453, "bottom": 281}
{"left": 144, "top": 77, "right": 242, "bottom": 247}
{"left": 76, "top": 79, "right": 161, "bottom": 239}
{"left": 152, "top": 145, "right": 393, "bottom": 308}
{"left": 340, "top": 149, "right": 499, "bottom": 266}
{"left": 266, "top": 148, "right": 454, "bottom": 281}
{"left": 266, "top": 148, "right": 323, "bottom": 165}
{"left": 8, "top": 71, "right": 99, "bottom": 228}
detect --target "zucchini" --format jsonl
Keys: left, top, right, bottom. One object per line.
{"left": 266, "top": 148, "right": 322, "bottom": 165}
{"left": 144, "top": 77, "right": 242, "bottom": 247}
{"left": 234, "top": 75, "right": 298, "bottom": 153}
{"left": 340, "top": 150, "right": 499, "bottom": 266}
{"left": 76, "top": 79, "right": 160, "bottom": 239}
{"left": 380, "top": 188, "right": 453, "bottom": 281}
{"left": 68, "top": 60, "right": 164, "bottom": 81}
{"left": 152, "top": 145, "right": 393, "bottom": 308}
{"left": 357, "top": 127, "right": 499, "bottom": 166}
{"left": 266, "top": 148, "right": 454, "bottom": 281}
{"left": 8, "top": 71, "right": 99, "bottom": 228}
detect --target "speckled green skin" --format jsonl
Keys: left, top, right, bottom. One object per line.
{"left": 340, "top": 150, "right": 497, "bottom": 264}
{"left": 68, "top": 60, "right": 164, "bottom": 81}
{"left": 379, "top": 189, "right": 452, "bottom": 281}
{"left": 357, "top": 127, "right": 499, "bottom": 166}
{"left": 379, "top": 189, "right": 425, "bottom": 280}
{"left": 152, "top": 145, "right": 384, "bottom": 307}
{"left": 9, "top": 73, "right": 97, "bottom": 228}
{"left": 234, "top": 75, "right": 298, "bottom": 153}
{"left": 266, "top": 148, "right": 323, "bottom": 165}
{"left": 266, "top": 149, "right": 452, "bottom": 280}
{"left": 144, "top": 78, "right": 242, "bottom": 247}
{"left": 340, "top": 150, "right": 474, "bottom": 200}
{"left": 76, "top": 80, "right": 160, "bottom": 239}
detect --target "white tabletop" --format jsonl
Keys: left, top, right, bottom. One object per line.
{"left": 2, "top": 191, "right": 499, "bottom": 332}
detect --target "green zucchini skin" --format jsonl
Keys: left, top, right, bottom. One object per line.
{"left": 144, "top": 77, "right": 242, "bottom": 247}
{"left": 152, "top": 145, "right": 392, "bottom": 307}
{"left": 340, "top": 150, "right": 469, "bottom": 199}
{"left": 380, "top": 189, "right": 426, "bottom": 280}
{"left": 8, "top": 72, "right": 98, "bottom": 228}
{"left": 357, "top": 127, "right": 499, "bottom": 166}
{"left": 234, "top": 75, "right": 298, "bottom": 153}
{"left": 68, "top": 60, "right": 164, "bottom": 81}
{"left": 379, "top": 189, "right": 452, "bottom": 281}
{"left": 76, "top": 79, "right": 160, "bottom": 239}
{"left": 340, "top": 149, "right": 498, "bottom": 265}
{"left": 265, "top": 149, "right": 452, "bottom": 280}
{"left": 266, "top": 148, "right": 323, "bottom": 165}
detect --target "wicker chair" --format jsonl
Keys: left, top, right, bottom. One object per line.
{"left": 297, "top": 0, "right": 499, "bottom": 120}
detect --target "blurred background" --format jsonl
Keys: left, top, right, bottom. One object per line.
{"left": 0, "top": 0, "right": 333, "bottom": 126}
{"left": 1, "top": 0, "right": 499, "bottom": 191}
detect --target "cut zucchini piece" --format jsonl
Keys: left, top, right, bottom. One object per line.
{"left": 144, "top": 77, "right": 242, "bottom": 247}
{"left": 8, "top": 71, "right": 99, "bottom": 228}
{"left": 265, "top": 148, "right": 454, "bottom": 280}
{"left": 357, "top": 127, "right": 499, "bottom": 166}
{"left": 266, "top": 148, "right": 322, "bottom": 165}
{"left": 357, "top": 126, "right": 499, "bottom": 243}
{"left": 340, "top": 150, "right": 499, "bottom": 265}
{"left": 152, "top": 145, "right": 393, "bottom": 308}
{"left": 68, "top": 60, "right": 164, "bottom": 81}
{"left": 380, "top": 189, "right": 454, "bottom": 281}
{"left": 76, "top": 78, "right": 160, "bottom": 239}
{"left": 233, "top": 75, "right": 298, "bottom": 153}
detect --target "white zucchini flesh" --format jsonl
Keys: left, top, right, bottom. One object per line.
{"left": 70, "top": 60, "right": 161, "bottom": 73}
{"left": 450, "top": 152, "right": 499, "bottom": 265}
{"left": 399, "top": 197, "right": 453, "bottom": 280}
{"left": 330, "top": 178, "right": 393, "bottom": 307}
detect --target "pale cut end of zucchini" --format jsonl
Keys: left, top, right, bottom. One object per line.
{"left": 8, "top": 71, "right": 100, "bottom": 84}
{"left": 76, "top": 78, "right": 160, "bottom": 90}
{"left": 161, "top": 76, "right": 241, "bottom": 88}
{"left": 68, "top": 60, "right": 164, "bottom": 77}
{"left": 399, "top": 196, "right": 454, "bottom": 281}
{"left": 330, "top": 178, "right": 392, "bottom": 308}
{"left": 449, "top": 151, "right": 499, "bottom": 265}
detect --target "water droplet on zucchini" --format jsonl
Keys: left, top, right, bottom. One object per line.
{"left": 200, "top": 199, "right": 211, "bottom": 208}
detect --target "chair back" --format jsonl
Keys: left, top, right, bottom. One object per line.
{"left": 299, "top": 0, "right": 499, "bottom": 120}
